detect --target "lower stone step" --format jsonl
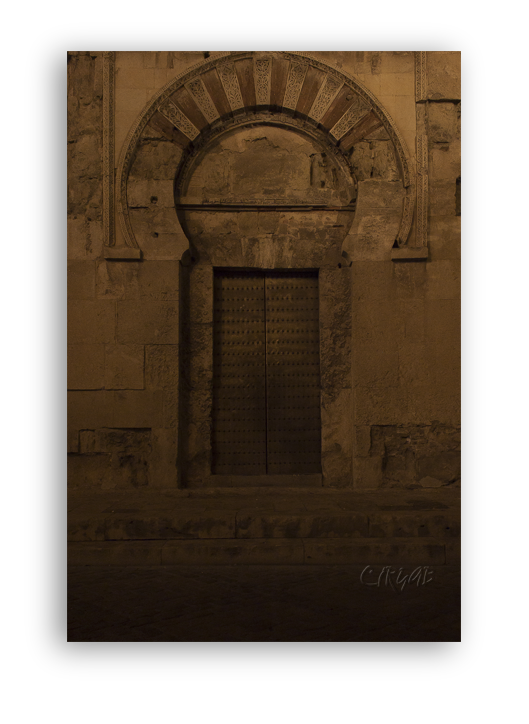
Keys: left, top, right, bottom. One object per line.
{"left": 68, "top": 537, "right": 452, "bottom": 566}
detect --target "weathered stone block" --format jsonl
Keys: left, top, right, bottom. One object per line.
{"left": 393, "top": 262, "right": 427, "bottom": 300}
{"left": 161, "top": 539, "right": 304, "bottom": 565}
{"left": 105, "top": 344, "right": 144, "bottom": 389}
{"left": 424, "top": 260, "right": 460, "bottom": 300}
{"left": 369, "top": 511, "right": 460, "bottom": 538}
{"left": 353, "top": 339, "right": 399, "bottom": 388}
{"left": 145, "top": 345, "right": 179, "bottom": 390}
{"left": 347, "top": 211, "right": 400, "bottom": 261}
{"left": 398, "top": 342, "right": 431, "bottom": 388}
{"left": 127, "top": 179, "right": 175, "bottom": 208}
{"left": 353, "top": 455, "right": 383, "bottom": 489}
{"left": 67, "top": 427, "right": 79, "bottom": 453}
{"left": 117, "top": 301, "right": 179, "bottom": 344}
{"left": 68, "top": 344, "right": 105, "bottom": 389}
{"left": 138, "top": 233, "right": 189, "bottom": 261}
{"left": 258, "top": 211, "right": 280, "bottom": 235}
{"left": 429, "top": 180, "right": 457, "bottom": 217}
{"left": 163, "top": 390, "right": 179, "bottom": 429}
{"left": 129, "top": 207, "right": 180, "bottom": 237}
{"left": 182, "top": 324, "right": 213, "bottom": 389}
{"left": 427, "top": 52, "right": 461, "bottom": 100}
{"left": 129, "top": 140, "right": 183, "bottom": 180}
{"left": 68, "top": 261, "right": 95, "bottom": 299}
{"left": 68, "top": 300, "right": 116, "bottom": 344}
{"left": 235, "top": 513, "right": 369, "bottom": 538}
{"left": 416, "top": 451, "right": 461, "bottom": 487}
{"left": 354, "top": 385, "right": 410, "bottom": 425}
{"left": 97, "top": 427, "right": 151, "bottom": 454}
{"left": 320, "top": 327, "right": 352, "bottom": 390}
{"left": 352, "top": 299, "right": 399, "bottom": 343}
{"left": 68, "top": 391, "right": 114, "bottom": 430}
{"left": 354, "top": 426, "right": 372, "bottom": 457}
{"left": 116, "top": 66, "right": 155, "bottom": 89}
{"left": 303, "top": 538, "right": 445, "bottom": 565}
{"left": 79, "top": 430, "right": 96, "bottom": 453}
{"left": 428, "top": 216, "right": 461, "bottom": 261}
{"left": 96, "top": 261, "right": 137, "bottom": 300}
{"left": 351, "top": 261, "right": 395, "bottom": 301}
{"left": 68, "top": 453, "right": 111, "bottom": 490}
{"left": 349, "top": 141, "right": 400, "bottom": 182}
{"left": 356, "top": 180, "right": 405, "bottom": 209}
{"left": 430, "top": 141, "right": 461, "bottom": 181}
{"left": 67, "top": 218, "right": 103, "bottom": 260}
{"left": 187, "top": 265, "right": 213, "bottom": 325}
{"left": 149, "top": 428, "right": 178, "bottom": 488}
{"left": 428, "top": 102, "right": 460, "bottom": 143}
{"left": 67, "top": 178, "right": 102, "bottom": 221}
{"left": 112, "top": 390, "right": 164, "bottom": 427}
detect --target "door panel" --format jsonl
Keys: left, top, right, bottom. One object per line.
{"left": 212, "top": 270, "right": 321, "bottom": 476}
{"left": 212, "top": 272, "right": 267, "bottom": 474}
{"left": 265, "top": 272, "right": 321, "bottom": 474}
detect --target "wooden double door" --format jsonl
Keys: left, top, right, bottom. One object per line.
{"left": 212, "top": 269, "right": 321, "bottom": 476}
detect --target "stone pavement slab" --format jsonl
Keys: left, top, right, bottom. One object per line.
{"left": 67, "top": 564, "right": 461, "bottom": 642}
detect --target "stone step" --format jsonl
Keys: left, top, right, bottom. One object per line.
{"left": 68, "top": 508, "right": 460, "bottom": 542}
{"left": 68, "top": 537, "right": 454, "bottom": 566}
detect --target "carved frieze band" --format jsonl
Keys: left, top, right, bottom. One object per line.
{"left": 283, "top": 61, "right": 308, "bottom": 110}
{"left": 102, "top": 51, "right": 115, "bottom": 246}
{"left": 415, "top": 51, "right": 427, "bottom": 102}
{"left": 217, "top": 62, "right": 244, "bottom": 110}
{"left": 330, "top": 95, "right": 371, "bottom": 140}
{"left": 186, "top": 78, "right": 219, "bottom": 123}
{"left": 254, "top": 58, "right": 271, "bottom": 105}
{"left": 309, "top": 74, "right": 342, "bottom": 122}
{"left": 416, "top": 134, "right": 428, "bottom": 246}
{"left": 158, "top": 100, "right": 199, "bottom": 140}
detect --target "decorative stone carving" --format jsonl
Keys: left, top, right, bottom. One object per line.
{"left": 116, "top": 51, "right": 414, "bottom": 252}
{"left": 186, "top": 78, "right": 219, "bottom": 123}
{"left": 415, "top": 51, "right": 427, "bottom": 102}
{"left": 396, "top": 185, "right": 415, "bottom": 247}
{"left": 283, "top": 61, "right": 308, "bottom": 110}
{"left": 309, "top": 74, "right": 343, "bottom": 122}
{"left": 254, "top": 58, "right": 271, "bottom": 105}
{"left": 416, "top": 134, "right": 428, "bottom": 246}
{"left": 102, "top": 52, "right": 115, "bottom": 246}
{"left": 330, "top": 95, "right": 371, "bottom": 140}
{"left": 217, "top": 62, "right": 244, "bottom": 110}
{"left": 158, "top": 100, "right": 199, "bottom": 140}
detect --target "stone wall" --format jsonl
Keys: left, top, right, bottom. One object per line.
{"left": 67, "top": 51, "right": 460, "bottom": 491}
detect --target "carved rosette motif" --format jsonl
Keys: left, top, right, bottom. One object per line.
{"left": 309, "top": 74, "right": 342, "bottom": 122}
{"left": 415, "top": 51, "right": 427, "bottom": 102}
{"left": 217, "top": 63, "right": 244, "bottom": 110}
{"left": 254, "top": 58, "right": 271, "bottom": 105}
{"left": 416, "top": 134, "right": 428, "bottom": 246}
{"left": 159, "top": 100, "right": 199, "bottom": 140}
{"left": 102, "top": 52, "right": 115, "bottom": 246}
{"left": 283, "top": 62, "right": 308, "bottom": 110}
{"left": 186, "top": 78, "right": 219, "bottom": 123}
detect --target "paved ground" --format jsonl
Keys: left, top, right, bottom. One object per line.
{"left": 68, "top": 564, "right": 460, "bottom": 642}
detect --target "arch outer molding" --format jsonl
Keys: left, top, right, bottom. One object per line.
{"left": 114, "top": 51, "right": 415, "bottom": 251}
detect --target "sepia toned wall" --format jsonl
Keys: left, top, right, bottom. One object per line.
{"left": 67, "top": 51, "right": 460, "bottom": 491}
